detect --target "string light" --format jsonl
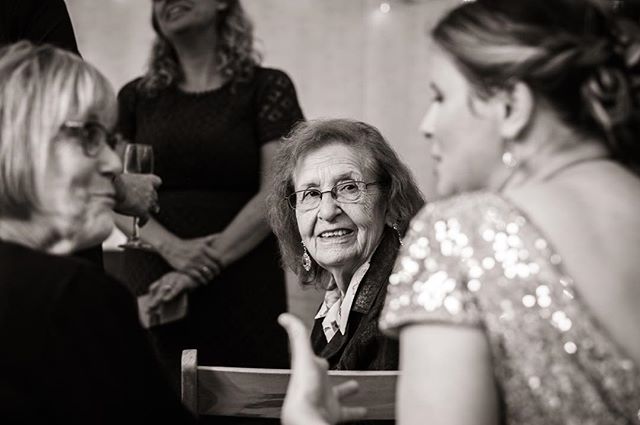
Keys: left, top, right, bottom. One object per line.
{"left": 380, "top": 2, "right": 391, "bottom": 14}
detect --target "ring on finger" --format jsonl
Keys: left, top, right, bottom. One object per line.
{"left": 162, "top": 283, "right": 172, "bottom": 292}
{"left": 201, "top": 265, "right": 213, "bottom": 277}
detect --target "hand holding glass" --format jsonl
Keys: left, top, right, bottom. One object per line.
{"left": 119, "top": 144, "right": 155, "bottom": 250}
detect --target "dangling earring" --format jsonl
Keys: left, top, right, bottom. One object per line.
{"left": 301, "top": 241, "right": 312, "bottom": 272}
{"left": 392, "top": 223, "right": 404, "bottom": 246}
{"left": 497, "top": 147, "right": 522, "bottom": 193}
{"left": 502, "top": 151, "right": 518, "bottom": 169}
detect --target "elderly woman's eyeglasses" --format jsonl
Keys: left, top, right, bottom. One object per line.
{"left": 286, "top": 181, "right": 379, "bottom": 211}
{"left": 59, "top": 120, "right": 119, "bottom": 158}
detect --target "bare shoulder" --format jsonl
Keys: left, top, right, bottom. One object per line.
{"left": 505, "top": 163, "right": 640, "bottom": 364}
{"left": 505, "top": 162, "right": 640, "bottom": 236}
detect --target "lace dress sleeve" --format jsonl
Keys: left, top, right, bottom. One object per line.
{"left": 380, "top": 199, "right": 483, "bottom": 336}
{"left": 254, "top": 68, "right": 304, "bottom": 144}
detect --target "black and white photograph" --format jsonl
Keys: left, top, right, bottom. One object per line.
{"left": 0, "top": 0, "right": 639, "bottom": 424}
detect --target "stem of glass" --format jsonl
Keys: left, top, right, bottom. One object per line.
{"left": 131, "top": 217, "right": 140, "bottom": 241}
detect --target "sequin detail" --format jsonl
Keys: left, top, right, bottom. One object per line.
{"left": 380, "top": 192, "right": 640, "bottom": 424}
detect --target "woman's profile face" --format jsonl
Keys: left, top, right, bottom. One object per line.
{"left": 40, "top": 117, "right": 122, "bottom": 250}
{"left": 420, "top": 44, "right": 504, "bottom": 197}
{"left": 293, "top": 143, "right": 388, "bottom": 279}
{"left": 153, "top": 0, "right": 225, "bottom": 38}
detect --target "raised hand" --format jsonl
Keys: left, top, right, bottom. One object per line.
{"left": 279, "top": 313, "right": 367, "bottom": 425}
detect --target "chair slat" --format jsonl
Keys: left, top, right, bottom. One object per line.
{"left": 181, "top": 350, "right": 397, "bottom": 419}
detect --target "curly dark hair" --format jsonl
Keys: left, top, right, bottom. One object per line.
{"left": 434, "top": 0, "right": 640, "bottom": 172}
{"left": 266, "top": 119, "right": 424, "bottom": 289}
{"left": 139, "top": 0, "right": 261, "bottom": 95}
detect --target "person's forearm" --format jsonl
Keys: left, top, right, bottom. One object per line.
{"left": 213, "top": 190, "right": 272, "bottom": 267}
{"left": 207, "top": 139, "right": 280, "bottom": 268}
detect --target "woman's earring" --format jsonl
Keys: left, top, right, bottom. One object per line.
{"left": 502, "top": 151, "right": 518, "bottom": 169}
{"left": 301, "top": 242, "right": 312, "bottom": 272}
{"left": 392, "top": 223, "right": 404, "bottom": 246}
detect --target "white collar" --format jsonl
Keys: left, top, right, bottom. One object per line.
{"left": 314, "top": 260, "right": 372, "bottom": 342}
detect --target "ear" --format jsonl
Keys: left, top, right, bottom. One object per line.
{"left": 498, "top": 82, "right": 534, "bottom": 140}
{"left": 384, "top": 208, "right": 395, "bottom": 228}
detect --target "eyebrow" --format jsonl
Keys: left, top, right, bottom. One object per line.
{"left": 295, "top": 172, "right": 360, "bottom": 190}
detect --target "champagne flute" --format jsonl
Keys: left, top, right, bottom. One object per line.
{"left": 119, "top": 143, "right": 155, "bottom": 250}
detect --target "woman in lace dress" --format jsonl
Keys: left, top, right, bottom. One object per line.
{"left": 378, "top": 0, "right": 640, "bottom": 424}
{"left": 115, "top": 0, "right": 304, "bottom": 386}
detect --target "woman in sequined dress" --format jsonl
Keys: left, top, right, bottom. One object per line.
{"left": 377, "top": 0, "right": 640, "bottom": 424}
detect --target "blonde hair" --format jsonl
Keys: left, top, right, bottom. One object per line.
{"left": 433, "top": 0, "right": 640, "bottom": 171}
{"left": 0, "top": 41, "right": 116, "bottom": 219}
{"left": 139, "top": 0, "right": 261, "bottom": 95}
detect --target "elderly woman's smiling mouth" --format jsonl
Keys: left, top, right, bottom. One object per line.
{"left": 317, "top": 228, "right": 354, "bottom": 240}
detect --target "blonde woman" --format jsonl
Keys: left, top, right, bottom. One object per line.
{"left": 381, "top": 0, "right": 640, "bottom": 423}
{"left": 0, "top": 41, "right": 195, "bottom": 424}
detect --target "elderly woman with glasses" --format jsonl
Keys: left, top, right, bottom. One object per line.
{"left": 268, "top": 119, "right": 423, "bottom": 372}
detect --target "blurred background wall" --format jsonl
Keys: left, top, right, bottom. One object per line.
{"left": 65, "top": 0, "right": 458, "bottom": 323}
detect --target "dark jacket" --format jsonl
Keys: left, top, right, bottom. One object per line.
{"left": 0, "top": 240, "right": 195, "bottom": 424}
{"left": 311, "top": 227, "right": 400, "bottom": 371}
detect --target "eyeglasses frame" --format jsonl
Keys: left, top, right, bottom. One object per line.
{"left": 59, "top": 120, "right": 119, "bottom": 158}
{"left": 286, "top": 180, "right": 380, "bottom": 210}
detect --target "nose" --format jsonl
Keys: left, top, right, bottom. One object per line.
{"left": 419, "top": 101, "right": 440, "bottom": 139}
{"left": 317, "top": 191, "right": 341, "bottom": 222}
{"left": 98, "top": 145, "right": 123, "bottom": 177}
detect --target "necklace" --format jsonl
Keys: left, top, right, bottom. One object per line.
{"left": 535, "top": 155, "right": 610, "bottom": 183}
{"left": 498, "top": 145, "right": 610, "bottom": 193}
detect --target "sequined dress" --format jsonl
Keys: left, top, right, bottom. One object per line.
{"left": 380, "top": 192, "right": 640, "bottom": 425}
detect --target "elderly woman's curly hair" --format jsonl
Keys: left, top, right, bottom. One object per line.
{"left": 267, "top": 119, "right": 424, "bottom": 289}
{"left": 139, "top": 0, "right": 261, "bottom": 96}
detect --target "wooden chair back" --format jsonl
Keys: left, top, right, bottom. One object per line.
{"left": 181, "top": 349, "right": 397, "bottom": 419}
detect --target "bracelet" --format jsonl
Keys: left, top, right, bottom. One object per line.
{"left": 196, "top": 258, "right": 224, "bottom": 287}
